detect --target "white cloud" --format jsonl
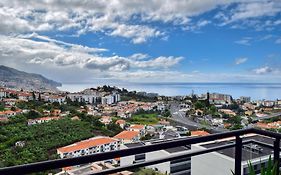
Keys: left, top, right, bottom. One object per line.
{"left": 2, "top": 0, "right": 279, "bottom": 44}
{"left": 253, "top": 66, "right": 273, "bottom": 74}
{"left": 235, "top": 57, "right": 248, "bottom": 65}
{"left": 235, "top": 37, "right": 252, "bottom": 46}
{"left": 0, "top": 35, "right": 184, "bottom": 72}
{"left": 276, "top": 38, "right": 281, "bottom": 44}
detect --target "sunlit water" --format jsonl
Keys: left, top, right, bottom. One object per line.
{"left": 59, "top": 83, "right": 281, "bottom": 100}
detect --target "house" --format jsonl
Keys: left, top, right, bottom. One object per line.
{"left": 255, "top": 121, "right": 281, "bottom": 130}
{"left": 57, "top": 136, "right": 120, "bottom": 159}
{"left": 114, "top": 131, "right": 140, "bottom": 144}
{"left": 3, "top": 98, "right": 17, "bottom": 106}
{"left": 99, "top": 116, "right": 112, "bottom": 125}
{"left": 191, "top": 130, "right": 210, "bottom": 137}
{"left": 158, "top": 120, "right": 170, "bottom": 126}
{"left": 219, "top": 109, "right": 236, "bottom": 116}
{"left": 128, "top": 124, "right": 146, "bottom": 136}
{"left": 115, "top": 119, "right": 126, "bottom": 129}
{"left": 18, "top": 92, "right": 33, "bottom": 101}
{"left": 244, "top": 110, "right": 253, "bottom": 116}
{"left": 27, "top": 116, "right": 61, "bottom": 125}
{"left": 48, "top": 95, "right": 65, "bottom": 104}
{"left": 0, "top": 88, "right": 7, "bottom": 99}
{"left": 15, "top": 141, "right": 26, "bottom": 147}
{"left": 51, "top": 109, "right": 61, "bottom": 116}
{"left": 0, "top": 110, "right": 18, "bottom": 118}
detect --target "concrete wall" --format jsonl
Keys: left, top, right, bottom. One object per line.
{"left": 146, "top": 150, "right": 170, "bottom": 174}
{"left": 191, "top": 144, "right": 235, "bottom": 175}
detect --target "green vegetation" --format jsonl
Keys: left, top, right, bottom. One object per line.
{"left": 129, "top": 113, "right": 160, "bottom": 125}
{"left": 227, "top": 116, "right": 243, "bottom": 130}
{"left": 0, "top": 102, "right": 4, "bottom": 111}
{"left": 232, "top": 156, "right": 280, "bottom": 175}
{"left": 133, "top": 168, "right": 166, "bottom": 175}
{"left": 162, "top": 109, "right": 171, "bottom": 118}
{"left": 0, "top": 112, "right": 123, "bottom": 168}
{"left": 121, "top": 91, "right": 157, "bottom": 102}
{"left": 0, "top": 116, "right": 94, "bottom": 167}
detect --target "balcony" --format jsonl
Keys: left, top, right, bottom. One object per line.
{"left": 0, "top": 128, "right": 280, "bottom": 175}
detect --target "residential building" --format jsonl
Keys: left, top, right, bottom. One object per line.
{"left": 57, "top": 136, "right": 120, "bottom": 159}
{"left": 120, "top": 139, "right": 191, "bottom": 175}
{"left": 0, "top": 110, "right": 18, "bottom": 118}
{"left": 27, "top": 116, "right": 61, "bottom": 125}
{"left": 99, "top": 116, "right": 112, "bottom": 125}
{"left": 219, "top": 109, "right": 237, "bottom": 116}
{"left": 114, "top": 131, "right": 140, "bottom": 144}
{"left": 18, "top": 92, "right": 33, "bottom": 101}
{"left": 0, "top": 88, "right": 7, "bottom": 99}
{"left": 262, "top": 101, "right": 275, "bottom": 107}
{"left": 190, "top": 130, "right": 210, "bottom": 137}
{"left": 115, "top": 119, "right": 126, "bottom": 129}
{"left": 208, "top": 93, "right": 233, "bottom": 105}
{"left": 240, "top": 96, "right": 251, "bottom": 103}
{"left": 128, "top": 124, "right": 146, "bottom": 136}
{"left": 48, "top": 95, "right": 66, "bottom": 104}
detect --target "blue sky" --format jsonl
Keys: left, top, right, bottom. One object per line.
{"left": 0, "top": 0, "right": 281, "bottom": 84}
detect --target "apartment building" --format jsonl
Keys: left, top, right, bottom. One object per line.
{"left": 120, "top": 139, "right": 191, "bottom": 175}
{"left": 208, "top": 93, "right": 233, "bottom": 105}
{"left": 0, "top": 88, "right": 6, "bottom": 99}
{"left": 57, "top": 136, "right": 120, "bottom": 159}
{"left": 114, "top": 131, "right": 140, "bottom": 144}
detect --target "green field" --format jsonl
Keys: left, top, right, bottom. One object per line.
{"left": 129, "top": 113, "right": 160, "bottom": 125}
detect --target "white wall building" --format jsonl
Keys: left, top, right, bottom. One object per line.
{"left": 57, "top": 136, "right": 120, "bottom": 159}
{"left": 120, "top": 139, "right": 191, "bottom": 175}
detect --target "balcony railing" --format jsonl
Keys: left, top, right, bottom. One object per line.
{"left": 0, "top": 128, "right": 280, "bottom": 175}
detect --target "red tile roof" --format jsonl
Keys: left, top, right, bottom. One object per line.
{"left": 129, "top": 124, "right": 145, "bottom": 130}
{"left": 191, "top": 130, "right": 210, "bottom": 137}
{"left": 58, "top": 137, "right": 118, "bottom": 153}
{"left": 114, "top": 131, "right": 139, "bottom": 140}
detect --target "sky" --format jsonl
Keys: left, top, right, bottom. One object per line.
{"left": 0, "top": 0, "right": 281, "bottom": 84}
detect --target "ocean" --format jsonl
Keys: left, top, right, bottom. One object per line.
{"left": 58, "top": 83, "right": 281, "bottom": 101}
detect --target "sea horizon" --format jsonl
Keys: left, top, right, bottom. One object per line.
{"left": 58, "top": 82, "right": 281, "bottom": 101}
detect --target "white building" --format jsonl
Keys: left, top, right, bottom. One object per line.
{"left": 27, "top": 116, "right": 60, "bottom": 125}
{"left": 0, "top": 88, "right": 7, "bottom": 99}
{"left": 57, "top": 136, "right": 120, "bottom": 159}
{"left": 120, "top": 139, "right": 191, "bottom": 175}
{"left": 48, "top": 95, "right": 66, "bottom": 104}
{"left": 240, "top": 96, "right": 251, "bottom": 103}
{"left": 114, "top": 131, "right": 140, "bottom": 144}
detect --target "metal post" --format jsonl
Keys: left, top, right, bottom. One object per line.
{"left": 235, "top": 136, "right": 242, "bottom": 175}
{"left": 274, "top": 138, "right": 280, "bottom": 175}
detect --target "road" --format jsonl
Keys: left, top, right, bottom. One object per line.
{"left": 168, "top": 102, "right": 228, "bottom": 133}
{"left": 252, "top": 112, "right": 281, "bottom": 121}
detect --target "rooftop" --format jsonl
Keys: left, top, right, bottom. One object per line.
{"left": 57, "top": 137, "right": 118, "bottom": 153}
{"left": 200, "top": 134, "right": 275, "bottom": 161}
{"left": 114, "top": 131, "right": 139, "bottom": 140}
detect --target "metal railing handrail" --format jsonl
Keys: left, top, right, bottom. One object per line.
{"left": 0, "top": 128, "right": 280, "bottom": 175}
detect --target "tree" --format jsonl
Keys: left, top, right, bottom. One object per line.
{"left": 25, "top": 110, "right": 41, "bottom": 119}
{"left": 194, "top": 101, "right": 205, "bottom": 110}
{"left": 32, "top": 92, "right": 36, "bottom": 101}
{"left": 162, "top": 109, "right": 171, "bottom": 118}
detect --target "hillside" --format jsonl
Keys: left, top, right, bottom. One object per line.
{"left": 0, "top": 65, "right": 61, "bottom": 91}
